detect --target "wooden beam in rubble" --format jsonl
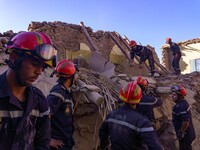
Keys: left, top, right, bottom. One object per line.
{"left": 80, "top": 22, "right": 100, "bottom": 53}
{"left": 108, "top": 32, "right": 131, "bottom": 61}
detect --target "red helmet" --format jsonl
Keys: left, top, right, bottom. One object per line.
{"left": 134, "top": 76, "right": 148, "bottom": 89}
{"left": 129, "top": 40, "right": 137, "bottom": 47}
{"left": 6, "top": 31, "right": 57, "bottom": 67}
{"left": 55, "top": 59, "right": 76, "bottom": 78}
{"left": 119, "top": 82, "right": 142, "bottom": 104}
{"left": 166, "top": 38, "right": 172, "bottom": 43}
{"left": 171, "top": 85, "right": 187, "bottom": 97}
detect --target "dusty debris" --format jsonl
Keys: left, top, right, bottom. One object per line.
{"left": 31, "top": 66, "right": 200, "bottom": 150}
{"left": 1, "top": 22, "right": 200, "bottom": 150}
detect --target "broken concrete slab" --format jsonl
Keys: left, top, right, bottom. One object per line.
{"left": 88, "top": 51, "right": 115, "bottom": 78}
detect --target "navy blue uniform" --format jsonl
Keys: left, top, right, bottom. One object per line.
{"left": 130, "top": 45, "right": 155, "bottom": 74}
{"left": 172, "top": 99, "right": 196, "bottom": 150}
{"left": 47, "top": 84, "right": 74, "bottom": 150}
{"left": 0, "top": 72, "right": 51, "bottom": 150}
{"left": 169, "top": 42, "right": 182, "bottom": 74}
{"left": 99, "top": 105, "right": 163, "bottom": 150}
{"left": 136, "top": 94, "right": 163, "bottom": 122}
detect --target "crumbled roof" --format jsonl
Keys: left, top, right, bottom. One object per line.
{"left": 178, "top": 38, "right": 200, "bottom": 46}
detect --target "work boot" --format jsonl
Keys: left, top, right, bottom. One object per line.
{"left": 175, "top": 71, "right": 181, "bottom": 75}
{"left": 174, "top": 68, "right": 181, "bottom": 75}
{"left": 150, "top": 71, "right": 155, "bottom": 77}
{"left": 169, "top": 72, "right": 181, "bottom": 77}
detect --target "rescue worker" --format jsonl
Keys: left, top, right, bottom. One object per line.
{"left": 171, "top": 85, "right": 196, "bottom": 150}
{"left": 99, "top": 82, "right": 163, "bottom": 150}
{"left": 166, "top": 38, "right": 182, "bottom": 75}
{"left": 135, "top": 76, "right": 163, "bottom": 123}
{"left": 47, "top": 59, "right": 77, "bottom": 150}
{"left": 129, "top": 40, "right": 155, "bottom": 76}
{"left": 0, "top": 31, "right": 57, "bottom": 149}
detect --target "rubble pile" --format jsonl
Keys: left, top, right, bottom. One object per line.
{"left": 0, "top": 36, "right": 9, "bottom": 65}
{"left": 0, "top": 21, "right": 159, "bottom": 64}
{"left": 34, "top": 67, "right": 200, "bottom": 150}
{"left": 0, "top": 22, "right": 200, "bottom": 149}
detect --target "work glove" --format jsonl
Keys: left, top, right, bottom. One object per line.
{"left": 177, "top": 131, "right": 184, "bottom": 140}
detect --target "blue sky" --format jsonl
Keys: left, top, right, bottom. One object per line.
{"left": 1, "top": 0, "right": 200, "bottom": 60}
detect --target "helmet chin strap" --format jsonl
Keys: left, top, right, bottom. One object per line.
{"left": 5, "top": 55, "right": 29, "bottom": 86}
{"left": 57, "top": 74, "right": 75, "bottom": 88}
{"left": 69, "top": 74, "right": 75, "bottom": 87}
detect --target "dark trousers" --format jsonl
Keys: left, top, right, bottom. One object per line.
{"left": 147, "top": 51, "right": 155, "bottom": 74}
{"left": 140, "top": 51, "right": 155, "bottom": 74}
{"left": 179, "top": 138, "right": 193, "bottom": 150}
{"left": 172, "top": 53, "right": 181, "bottom": 74}
{"left": 50, "top": 145, "right": 73, "bottom": 150}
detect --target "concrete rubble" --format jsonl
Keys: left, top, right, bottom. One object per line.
{"left": 0, "top": 22, "right": 200, "bottom": 149}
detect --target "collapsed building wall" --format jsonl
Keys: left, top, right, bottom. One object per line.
{"left": 28, "top": 21, "right": 162, "bottom": 74}
{"left": 146, "top": 45, "right": 161, "bottom": 70}
{"left": 28, "top": 21, "right": 117, "bottom": 61}
{"left": 1, "top": 21, "right": 166, "bottom": 77}
{"left": 161, "top": 45, "right": 173, "bottom": 72}
{"left": 1, "top": 21, "right": 163, "bottom": 76}
{"left": 1, "top": 21, "right": 200, "bottom": 149}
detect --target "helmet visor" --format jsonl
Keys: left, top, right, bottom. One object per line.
{"left": 36, "top": 44, "right": 57, "bottom": 61}
{"left": 171, "top": 85, "right": 180, "bottom": 92}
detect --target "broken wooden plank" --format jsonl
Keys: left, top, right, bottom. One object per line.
{"left": 109, "top": 32, "right": 131, "bottom": 61}
{"left": 154, "top": 60, "right": 171, "bottom": 73}
{"left": 80, "top": 22, "right": 100, "bottom": 53}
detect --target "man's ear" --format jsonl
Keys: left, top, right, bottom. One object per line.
{"left": 9, "top": 51, "right": 19, "bottom": 63}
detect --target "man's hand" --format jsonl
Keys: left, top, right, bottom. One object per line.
{"left": 50, "top": 139, "right": 64, "bottom": 149}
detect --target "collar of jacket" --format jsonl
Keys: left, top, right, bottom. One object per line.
{"left": 0, "top": 71, "right": 38, "bottom": 115}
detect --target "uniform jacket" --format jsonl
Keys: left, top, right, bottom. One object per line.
{"left": 136, "top": 93, "right": 163, "bottom": 122}
{"left": 0, "top": 72, "right": 51, "bottom": 150}
{"left": 169, "top": 42, "right": 181, "bottom": 55}
{"left": 47, "top": 83, "right": 74, "bottom": 146}
{"left": 172, "top": 99, "right": 196, "bottom": 141}
{"left": 130, "top": 45, "right": 152, "bottom": 64}
{"left": 99, "top": 105, "right": 163, "bottom": 150}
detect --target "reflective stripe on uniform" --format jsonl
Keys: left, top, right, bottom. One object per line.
{"left": 106, "top": 118, "right": 154, "bottom": 132}
{"left": 0, "top": 109, "right": 50, "bottom": 118}
{"left": 30, "top": 108, "right": 50, "bottom": 117}
{"left": 173, "top": 106, "right": 191, "bottom": 115}
{"left": 139, "top": 98, "right": 158, "bottom": 105}
{"left": 49, "top": 92, "right": 72, "bottom": 103}
{"left": 0, "top": 110, "right": 23, "bottom": 118}
{"left": 136, "top": 47, "right": 145, "bottom": 54}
